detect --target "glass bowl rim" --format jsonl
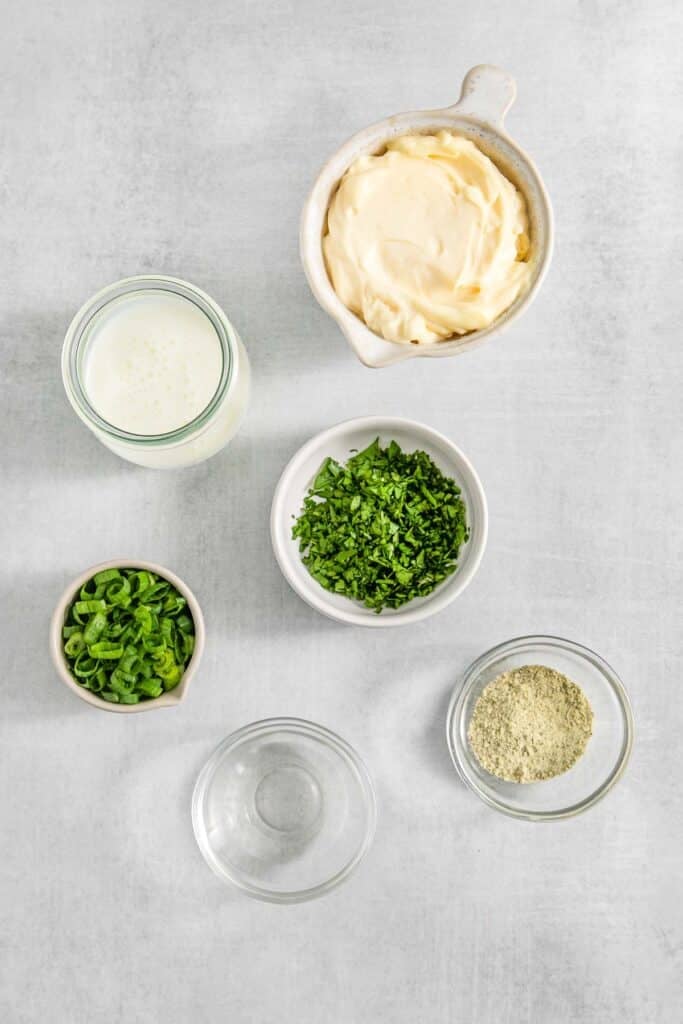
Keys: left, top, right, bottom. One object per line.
{"left": 191, "top": 716, "right": 377, "bottom": 903}
{"left": 446, "top": 634, "right": 634, "bottom": 822}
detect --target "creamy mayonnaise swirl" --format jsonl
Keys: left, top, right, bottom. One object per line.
{"left": 323, "top": 131, "right": 532, "bottom": 344}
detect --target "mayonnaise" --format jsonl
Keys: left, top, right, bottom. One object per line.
{"left": 323, "top": 131, "right": 532, "bottom": 344}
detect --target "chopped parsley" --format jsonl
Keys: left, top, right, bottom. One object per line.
{"left": 291, "top": 437, "right": 469, "bottom": 612}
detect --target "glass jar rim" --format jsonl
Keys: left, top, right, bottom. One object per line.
{"left": 61, "top": 275, "right": 235, "bottom": 446}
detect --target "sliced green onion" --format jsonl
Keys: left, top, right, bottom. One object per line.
{"left": 130, "top": 571, "right": 154, "bottom": 595}
{"left": 83, "top": 612, "right": 107, "bottom": 645}
{"left": 134, "top": 605, "right": 154, "bottom": 634}
{"left": 80, "top": 578, "right": 104, "bottom": 601}
{"left": 74, "top": 653, "right": 99, "bottom": 678}
{"left": 64, "top": 632, "right": 85, "bottom": 658}
{"left": 74, "top": 599, "right": 107, "bottom": 617}
{"left": 163, "top": 593, "right": 186, "bottom": 615}
{"left": 109, "top": 674, "right": 135, "bottom": 695}
{"left": 94, "top": 568, "right": 122, "bottom": 585}
{"left": 161, "top": 666, "right": 182, "bottom": 690}
{"left": 89, "top": 641, "right": 124, "bottom": 660}
{"left": 138, "top": 679, "right": 164, "bottom": 698}
{"left": 61, "top": 567, "right": 195, "bottom": 705}
{"left": 138, "top": 583, "right": 168, "bottom": 605}
{"left": 91, "top": 668, "right": 108, "bottom": 692}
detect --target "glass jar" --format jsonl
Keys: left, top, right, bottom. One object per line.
{"left": 62, "top": 275, "right": 250, "bottom": 468}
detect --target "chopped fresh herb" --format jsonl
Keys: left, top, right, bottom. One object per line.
{"left": 291, "top": 437, "right": 469, "bottom": 612}
{"left": 61, "top": 567, "right": 195, "bottom": 703}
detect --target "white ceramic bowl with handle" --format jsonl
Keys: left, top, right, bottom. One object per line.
{"left": 271, "top": 417, "right": 488, "bottom": 627}
{"left": 50, "top": 559, "right": 205, "bottom": 713}
{"left": 300, "top": 64, "right": 553, "bottom": 368}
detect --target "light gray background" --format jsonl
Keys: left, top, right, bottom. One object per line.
{"left": 1, "top": 1, "right": 681, "bottom": 1021}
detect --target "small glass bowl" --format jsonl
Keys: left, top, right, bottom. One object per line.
{"left": 192, "top": 718, "right": 376, "bottom": 902}
{"left": 447, "top": 636, "right": 634, "bottom": 821}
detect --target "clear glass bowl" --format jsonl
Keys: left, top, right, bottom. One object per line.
{"left": 447, "top": 636, "right": 634, "bottom": 821}
{"left": 192, "top": 718, "right": 376, "bottom": 902}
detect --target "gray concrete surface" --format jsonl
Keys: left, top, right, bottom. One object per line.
{"left": 1, "top": 1, "right": 681, "bottom": 1021}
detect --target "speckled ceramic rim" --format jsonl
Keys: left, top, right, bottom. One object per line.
{"left": 49, "top": 559, "right": 205, "bottom": 714}
{"left": 270, "top": 416, "right": 488, "bottom": 627}
{"left": 300, "top": 64, "right": 554, "bottom": 368}
{"left": 446, "top": 635, "right": 635, "bottom": 821}
{"left": 191, "top": 717, "right": 377, "bottom": 903}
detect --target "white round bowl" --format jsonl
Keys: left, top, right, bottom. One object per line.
{"left": 300, "top": 64, "right": 554, "bottom": 368}
{"left": 271, "top": 417, "right": 488, "bottom": 627}
{"left": 50, "top": 559, "right": 205, "bottom": 713}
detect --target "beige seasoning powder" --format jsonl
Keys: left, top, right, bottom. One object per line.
{"left": 467, "top": 665, "right": 594, "bottom": 783}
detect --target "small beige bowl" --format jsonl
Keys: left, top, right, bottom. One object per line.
{"left": 300, "top": 64, "right": 554, "bottom": 368}
{"left": 50, "top": 559, "right": 205, "bottom": 713}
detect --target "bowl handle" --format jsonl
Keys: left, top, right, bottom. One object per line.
{"left": 447, "top": 64, "right": 517, "bottom": 128}
{"left": 340, "top": 318, "right": 417, "bottom": 368}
